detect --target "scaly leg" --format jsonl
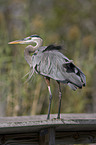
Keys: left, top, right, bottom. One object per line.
{"left": 57, "top": 82, "right": 62, "bottom": 119}
{"left": 45, "top": 77, "right": 52, "bottom": 120}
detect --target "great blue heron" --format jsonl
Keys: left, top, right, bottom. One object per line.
{"left": 8, "top": 35, "right": 86, "bottom": 119}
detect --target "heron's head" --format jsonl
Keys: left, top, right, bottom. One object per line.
{"left": 8, "top": 35, "right": 43, "bottom": 45}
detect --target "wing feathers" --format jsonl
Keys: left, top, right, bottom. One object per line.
{"left": 33, "top": 49, "right": 86, "bottom": 90}
{"left": 43, "top": 45, "right": 62, "bottom": 52}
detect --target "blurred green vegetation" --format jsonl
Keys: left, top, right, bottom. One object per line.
{"left": 0, "top": 0, "right": 96, "bottom": 116}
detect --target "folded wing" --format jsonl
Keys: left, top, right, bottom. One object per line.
{"left": 34, "top": 50, "right": 86, "bottom": 90}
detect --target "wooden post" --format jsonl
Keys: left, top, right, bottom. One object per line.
{"left": 39, "top": 128, "right": 55, "bottom": 145}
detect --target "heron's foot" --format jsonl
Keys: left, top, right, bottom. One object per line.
{"left": 57, "top": 116, "right": 60, "bottom": 119}
{"left": 47, "top": 114, "right": 50, "bottom": 120}
{"left": 51, "top": 117, "right": 62, "bottom": 121}
{"left": 57, "top": 114, "right": 61, "bottom": 120}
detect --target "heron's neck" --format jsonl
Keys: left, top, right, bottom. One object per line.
{"left": 24, "top": 39, "right": 43, "bottom": 67}
{"left": 33, "top": 39, "right": 43, "bottom": 49}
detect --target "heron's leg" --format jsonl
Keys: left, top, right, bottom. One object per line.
{"left": 57, "top": 81, "right": 62, "bottom": 119}
{"left": 45, "top": 77, "right": 52, "bottom": 120}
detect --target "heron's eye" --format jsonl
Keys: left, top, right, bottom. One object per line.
{"left": 25, "top": 37, "right": 31, "bottom": 40}
{"left": 28, "top": 38, "right": 31, "bottom": 40}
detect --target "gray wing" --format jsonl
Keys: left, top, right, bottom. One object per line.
{"left": 36, "top": 45, "right": 62, "bottom": 52}
{"left": 34, "top": 50, "right": 86, "bottom": 90}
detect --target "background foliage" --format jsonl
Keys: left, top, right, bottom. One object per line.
{"left": 0, "top": 0, "right": 96, "bottom": 116}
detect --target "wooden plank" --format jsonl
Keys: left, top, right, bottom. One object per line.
{"left": 39, "top": 128, "right": 55, "bottom": 145}
{"left": 0, "top": 114, "right": 96, "bottom": 134}
{"left": 0, "top": 114, "right": 96, "bottom": 144}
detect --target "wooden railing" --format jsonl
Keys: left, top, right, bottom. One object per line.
{"left": 0, "top": 114, "right": 96, "bottom": 145}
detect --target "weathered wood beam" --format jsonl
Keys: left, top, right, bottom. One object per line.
{"left": 0, "top": 114, "right": 96, "bottom": 134}
{"left": 0, "top": 114, "right": 96, "bottom": 144}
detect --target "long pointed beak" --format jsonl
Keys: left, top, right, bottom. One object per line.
{"left": 8, "top": 40, "right": 24, "bottom": 44}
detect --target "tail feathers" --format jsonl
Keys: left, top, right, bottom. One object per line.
{"left": 79, "top": 71, "right": 86, "bottom": 86}
{"left": 74, "top": 66, "right": 86, "bottom": 87}
{"left": 63, "top": 62, "right": 86, "bottom": 89}
{"left": 68, "top": 83, "right": 77, "bottom": 91}
{"left": 68, "top": 71, "right": 86, "bottom": 90}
